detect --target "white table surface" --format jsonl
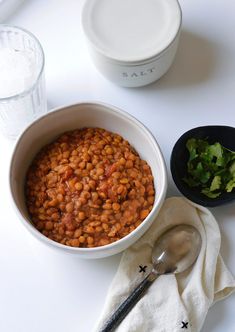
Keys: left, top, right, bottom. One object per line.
{"left": 1, "top": 0, "right": 235, "bottom": 331}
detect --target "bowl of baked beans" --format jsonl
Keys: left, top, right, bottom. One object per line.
{"left": 9, "top": 102, "right": 167, "bottom": 258}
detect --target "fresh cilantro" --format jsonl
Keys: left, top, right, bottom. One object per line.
{"left": 210, "top": 175, "right": 221, "bottom": 191}
{"left": 226, "top": 180, "right": 235, "bottom": 192}
{"left": 184, "top": 138, "right": 235, "bottom": 198}
{"left": 201, "top": 188, "right": 221, "bottom": 198}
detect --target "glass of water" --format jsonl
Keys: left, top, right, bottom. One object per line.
{"left": 0, "top": 25, "right": 47, "bottom": 139}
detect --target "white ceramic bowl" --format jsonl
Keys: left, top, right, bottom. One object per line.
{"left": 9, "top": 102, "right": 167, "bottom": 258}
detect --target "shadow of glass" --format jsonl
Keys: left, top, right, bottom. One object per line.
{"left": 142, "top": 30, "right": 217, "bottom": 91}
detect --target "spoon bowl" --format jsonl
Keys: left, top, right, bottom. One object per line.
{"left": 153, "top": 225, "right": 201, "bottom": 274}
{"left": 170, "top": 125, "right": 235, "bottom": 207}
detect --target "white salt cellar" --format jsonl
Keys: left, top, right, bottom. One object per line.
{"left": 82, "top": 0, "right": 182, "bottom": 87}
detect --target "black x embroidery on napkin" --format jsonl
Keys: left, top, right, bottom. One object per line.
{"left": 181, "top": 321, "right": 189, "bottom": 329}
{"left": 139, "top": 265, "right": 147, "bottom": 273}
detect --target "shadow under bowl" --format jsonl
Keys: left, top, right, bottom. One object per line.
{"left": 170, "top": 125, "right": 235, "bottom": 207}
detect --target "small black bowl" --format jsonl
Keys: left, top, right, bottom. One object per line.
{"left": 170, "top": 125, "right": 235, "bottom": 207}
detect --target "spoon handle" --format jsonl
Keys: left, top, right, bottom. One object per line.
{"left": 99, "top": 272, "right": 157, "bottom": 332}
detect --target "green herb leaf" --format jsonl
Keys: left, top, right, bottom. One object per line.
{"left": 226, "top": 179, "right": 235, "bottom": 192}
{"left": 210, "top": 175, "right": 221, "bottom": 191}
{"left": 201, "top": 188, "right": 221, "bottom": 198}
{"left": 207, "top": 143, "right": 224, "bottom": 167}
{"left": 184, "top": 138, "right": 235, "bottom": 198}
{"left": 229, "top": 161, "right": 235, "bottom": 176}
{"left": 186, "top": 138, "right": 198, "bottom": 161}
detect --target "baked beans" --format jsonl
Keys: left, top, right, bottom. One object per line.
{"left": 25, "top": 128, "right": 155, "bottom": 247}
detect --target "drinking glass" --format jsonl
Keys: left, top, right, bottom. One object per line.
{"left": 0, "top": 25, "right": 47, "bottom": 139}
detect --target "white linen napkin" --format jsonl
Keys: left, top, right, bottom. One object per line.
{"left": 94, "top": 197, "right": 235, "bottom": 332}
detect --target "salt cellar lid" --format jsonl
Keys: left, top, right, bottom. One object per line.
{"left": 82, "top": 0, "right": 182, "bottom": 64}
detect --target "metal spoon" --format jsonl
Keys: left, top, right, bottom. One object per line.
{"left": 100, "top": 224, "right": 202, "bottom": 332}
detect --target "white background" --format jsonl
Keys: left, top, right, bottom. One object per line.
{"left": 1, "top": 0, "right": 235, "bottom": 331}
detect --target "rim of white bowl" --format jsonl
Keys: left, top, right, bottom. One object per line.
{"left": 9, "top": 101, "right": 167, "bottom": 253}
